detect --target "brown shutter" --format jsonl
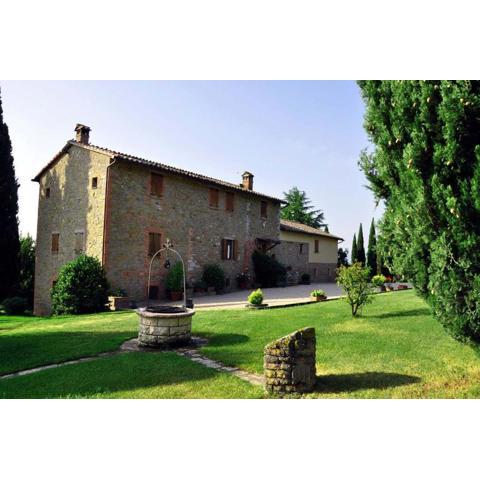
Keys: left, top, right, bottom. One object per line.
{"left": 51, "top": 233, "right": 59, "bottom": 253}
{"left": 261, "top": 201, "right": 267, "bottom": 217}
{"left": 149, "top": 233, "right": 162, "bottom": 255}
{"left": 209, "top": 188, "right": 219, "bottom": 208}
{"left": 221, "top": 239, "right": 227, "bottom": 259}
{"left": 150, "top": 173, "right": 164, "bottom": 196}
{"left": 315, "top": 239, "right": 319, "bottom": 253}
{"left": 233, "top": 239, "right": 238, "bottom": 260}
{"left": 226, "top": 192, "right": 234, "bottom": 212}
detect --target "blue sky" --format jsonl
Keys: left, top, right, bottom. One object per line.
{"left": 1, "top": 81, "right": 381, "bottom": 252}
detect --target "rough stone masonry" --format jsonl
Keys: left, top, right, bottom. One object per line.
{"left": 264, "top": 327, "right": 316, "bottom": 395}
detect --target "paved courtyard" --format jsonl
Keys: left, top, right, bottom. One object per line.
{"left": 185, "top": 282, "right": 343, "bottom": 310}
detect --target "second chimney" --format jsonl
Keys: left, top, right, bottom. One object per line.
{"left": 242, "top": 171, "right": 254, "bottom": 190}
{"left": 75, "top": 124, "right": 91, "bottom": 144}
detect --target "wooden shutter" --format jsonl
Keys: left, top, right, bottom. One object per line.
{"left": 150, "top": 173, "right": 164, "bottom": 196}
{"left": 149, "top": 233, "right": 162, "bottom": 255}
{"left": 209, "top": 188, "right": 219, "bottom": 208}
{"left": 233, "top": 240, "right": 238, "bottom": 260}
{"left": 51, "top": 233, "right": 59, "bottom": 253}
{"left": 221, "top": 239, "right": 227, "bottom": 259}
{"left": 261, "top": 201, "right": 267, "bottom": 217}
{"left": 315, "top": 239, "right": 319, "bottom": 253}
{"left": 226, "top": 192, "right": 234, "bottom": 212}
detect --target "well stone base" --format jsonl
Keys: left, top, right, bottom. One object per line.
{"left": 136, "top": 308, "right": 195, "bottom": 347}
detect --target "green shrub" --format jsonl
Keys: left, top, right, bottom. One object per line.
{"left": 165, "top": 261, "right": 184, "bottom": 292}
{"left": 300, "top": 273, "right": 311, "bottom": 285}
{"left": 2, "top": 296, "right": 28, "bottom": 315}
{"left": 248, "top": 288, "right": 264, "bottom": 305}
{"left": 51, "top": 255, "right": 109, "bottom": 315}
{"left": 371, "top": 274, "right": 387, "bottom": 288}
{"left": 202, "top": 264, "right": 225, "bottom": 292}
{"left": 310, "top": 289, "right": 326, "bottom": 298}
{"left": 337, "top": 263, "right": 374, "bottom": 317}
{"left": 252, "top": 250, "right": 286, "bottom": 287}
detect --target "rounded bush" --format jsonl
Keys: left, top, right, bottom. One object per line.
{"left": 310, "top": 289, "right": 326, "bottom": 298}
{"left": 202, "top": 264, "right": 225, "bottom": 292}
{"left": 51, "top": 255, "right": 109, "bottom": 315}
{"left": 248, "top": 288, "right": 264, "bottom": 305}
{"left": 371, "top": 274, "right": 387, "bottom": 288}
{"left": 165, "top": 261, "right": 184, "bottom": 292}
{"left": 2, "top": 296, "right": 28, "bottom": 315}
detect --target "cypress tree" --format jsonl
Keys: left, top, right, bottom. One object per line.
{"left": 359, "top": 80, "right": 480, "bottom": 342}
{"left": 0, "top": 88, "right": 20, "bottom": 300}
{"left": 367, "top": 218, "right": 377, "bottom": 275}
{"left": 357, "top": 223, "right": 366, "bottom": 266}
{"left": 351, "top": 233, "right": 358, "bottom": 264}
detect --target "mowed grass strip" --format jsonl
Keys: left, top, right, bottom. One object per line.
{"left": 0, "top": 351, "right": 263, "bottom": 399}
{"left": 192, "top": 291, "right": 480, "bottom": 398}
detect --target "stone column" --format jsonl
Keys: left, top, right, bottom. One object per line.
{"left": 264, "top": 327, "right": 316, "bottom": 395}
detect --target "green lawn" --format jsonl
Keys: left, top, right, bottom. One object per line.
{"left": 2, "top": 290, "right": 480, "bottom": 398}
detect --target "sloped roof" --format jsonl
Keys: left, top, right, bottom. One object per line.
{"left": 280, "top": 219, "right": 343, "bottom": 241}
{"left": 32, "top": 140, "right": 285, "bottom": 204}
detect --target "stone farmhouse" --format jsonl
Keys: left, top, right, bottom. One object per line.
{"left": 32, "top": 124, "right": 342, "bottom": 315}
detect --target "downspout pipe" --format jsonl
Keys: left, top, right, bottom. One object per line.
{"left": 101, "top": 157, "right": 117, "bottom": 267}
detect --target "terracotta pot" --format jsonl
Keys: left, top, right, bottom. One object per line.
{"left": 310, "top": 295, "right": 326, "bottom": 302}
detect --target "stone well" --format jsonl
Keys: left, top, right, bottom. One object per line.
{"left": 136, "top": 306, "right": 195, "bottom": 347}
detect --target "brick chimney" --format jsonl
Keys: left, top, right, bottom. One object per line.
{"left": 242, "top": 171, "right": 254, "bottom": 190}
{"left": 75, "top": 124, "right": 91, "bottom": 144}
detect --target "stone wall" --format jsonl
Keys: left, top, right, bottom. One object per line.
{"left": 105, "top": 160, "right": 281, "bottom": 302}
{"left": 274, "top": 240, "right": 309, "bottom": 284}
{"left": 33, "top": 146, "right": 110, "bottom": 315}
{"left": 264, "top": 327, "right": 316, "bottom": 394}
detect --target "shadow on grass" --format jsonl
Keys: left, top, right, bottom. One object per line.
{"left": 194, "top": 332, "right": 250, "bottom": 346}
{"left": 314, "top": 371, "right": 421, "bottom": 393}
{"left": 367, "top": 308, "right": 431, "bottom": 320}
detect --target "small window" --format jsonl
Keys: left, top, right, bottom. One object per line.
{"left": 314, "top": 267, "right": 318, "bottom": 277}
{"left": 45, "top": 187, "right": 51, "bottom": 199}
{"left": 91, "top": 177, "right": 98, "bottom": 189}
{"left": 221, "top": 238, "right": 237, "bottom": 260}
{"left": 148, "top": 285, "right": 159, "bottom": 300}
{"left": 51, "top": 233, "right": 59, "bottom": 253}
{"left": 261, "top": 201, "right": 267, "bottom": 218}
{"left": 150, "top": 172, "right": 164, "bottom": 197}
{"left": 299, "top": 244, "right": 303, "bottom": 254}
{"left": 75, "top": 231, "right": 84, "bottom": 254}
{"left": 209, "top": 188, "right": 219, "bottom": 208}
{"left": 148, "top": 232, "right": 162, "bottom": 256}
{"left": 314, "top": 239, "right": 319, "bottom": 253}
{"left": 225, "top": 192, "right": 235, "bottom": 212}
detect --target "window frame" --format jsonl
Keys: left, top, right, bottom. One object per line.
{"left": 314, "top": 239, "right": 319, "bottom": 253}
{"left": 260, "top": 200, "right": 268, "bottom": 218}
{"left": 45, "top": 187, "right": 51, "bottom": 199}
{"left": 150, "top": 172, "right": 164, "bottom": 197}
{"left": 221, "top": 238, "right": 238, "bottom": 261}
{"left": 51, "top": 233, "right": 59, "bottom": 254}
{"left": 91, "top": 177, "right": 98, "bottom": 189}
{"left": 148, "top": 232, "right": 162, "bottom": 256}
{"left": 225, "top": 192, "right": 235, "bottom": 212}
{"left": 209, "top": 187, "right": 220, "bottom": 208}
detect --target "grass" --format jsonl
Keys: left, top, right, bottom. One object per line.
{"left": 2, "top": 290, "right": 480, "bottom": 398}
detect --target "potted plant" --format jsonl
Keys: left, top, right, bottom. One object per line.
{"left": 108, "top": 288, "right": 130, "bottom": 310}
{"left": 310, "top": 289, "right": 327, "bottom": 301}
{"left": 371, "top": 274, "right": 387, "bottom": 292}
{"left": 246, "top": 288, "right": 268, "bottom": 309}
{"left": 202, "top": 264, "right": 225, "bottom": 295}
{"left": 193, "top": 280, "right": 208, "bottom": 297}
{"left": 165, "top": 261, "right": 184, "bottom": 301}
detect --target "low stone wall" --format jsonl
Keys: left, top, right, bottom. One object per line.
{"left": 264, "top": 327, "right": 316, "bottom": 395}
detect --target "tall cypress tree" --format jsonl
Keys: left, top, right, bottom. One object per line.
{"left": 351, "top": 233, "right": 358, "bottom": 264}
{"left": 0, "top": 88, "right": 20, "bottom": 300}
{"left": 357, "top": 223, "right": 366, "bottom": 266}
{"left": 367, "top": 218, "right": 377, "bottom": 275}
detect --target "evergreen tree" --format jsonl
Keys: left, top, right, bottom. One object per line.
{"left": 281, "top": 186, "right": 325, "bottom": 228}
{"left": 357, "top": 223, "right": 366, "bottom": 266}
{"left": 324, "top": 225, "right": 330, "bottom": 233}
{"left": 367, "top": 218, "right": 377, "bottom": 275}
{"left": 0, "top": 89, "right": 19, "bottom": 300}
{"left": 351, "top": 233, "right": 358, "bottom": 264}
{"left": 337, "top": 247, "right": 349, "bottom": 267}
{"left": 19, "top": 234, "right": 35, "bottom": 308}
{"left": 358, "top": 80, "right": 480, "bottom": 342}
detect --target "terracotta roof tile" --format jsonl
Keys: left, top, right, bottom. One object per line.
{"left": 280, "top": 219, "right": 343, "bottom": 241}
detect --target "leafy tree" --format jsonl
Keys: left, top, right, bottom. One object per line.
{"left": 351, "top": 233, "right": 358, "bottom": 264}
{"left": 337, "top": 247, "right": 349, "bottom": 267}
{"left": 358, "top": 80, "right": 480, "bottom": 342}
{"left": 367, "top": 218, "right": 377, "bottom": 275}
{"left": 19, "top": 234, "right": 35, "bottom": 308}
{"left": 337, "top": 263, "right": 373, "bottom": 317}
{"left": 357, "top": 223, "right": 366, "bottom": 266}
{"left": 0, "top": 89, "right": 20, "bottom": 300}
{"left": 252, "top": 250, "right": 286, "bottom": 287}
{"left": 281, "top": 187, "right": 325, "bottom": 228}
{"left": 51, "top": 255, "right": 109, "bottom": 315}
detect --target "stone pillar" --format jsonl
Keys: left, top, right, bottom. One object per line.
{"left": 264, "top": 327, "right": 316, "bottom": 395}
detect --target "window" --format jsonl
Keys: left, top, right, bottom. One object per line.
{"left": 313, "top": 267, "right": 318, "bottom": 277}
{"left": 51, "top": 233, "right": 59, "bottom": 253}
{"left": 148, "top": 232, "right": 162, "bottom": 256}
{"left": 75, "top": 231, "right": 84, "bottom": 254}
{"left": 299, "top": 243, "right": 304, "bottom": 254}
{"left": 314, "top": 239, "right": 319, "bottom": 253}
{"left": 261, "top": 201, "right": 267, "bottom": 218}
{"left": 221, "top": 238, "right": 237, "bottom": 260}
{"left": 148, "top": 285, "right": 159, "bottom": 300}
{"left": 150, "top": 172, "right": 164, "bottom": 197}
{"left": 45, "top": 187, "right": 51, "bottom": 199}
{"left": 91, "top": 177, "right": 98, "bottom": 189}
{"left": 225, "top": 192, "right": 235, "bottom": 212}
{"left": 209, "top": 188, "right": 219, "bottom": 208}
